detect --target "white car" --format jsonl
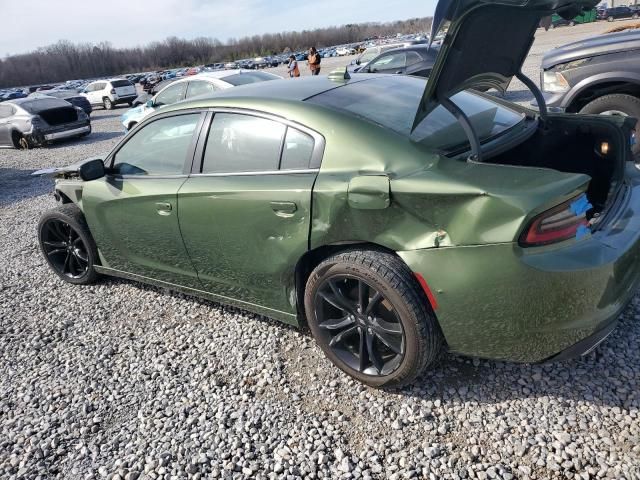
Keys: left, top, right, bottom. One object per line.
{"left": 336, "top": 47, "right": 355, "bottom": 56}
{"left": 120, "top": 69, "right": 282, "bottom": 131}
{"left": 81, "top": 79, "right": 137, "bottom": 110}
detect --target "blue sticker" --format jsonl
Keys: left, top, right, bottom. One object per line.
{"left": 569, "top": 194, "right": 593, "bottom": 216}
{"left": 575, "top": 225, "right": 590, "bottom": 240}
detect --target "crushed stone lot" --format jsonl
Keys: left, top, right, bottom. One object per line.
{"left": 1, "top": 21, "right": 640, "bottom": 480}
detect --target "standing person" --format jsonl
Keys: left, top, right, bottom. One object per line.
{"left": 287, "top": 55, "right": 300, "bottom": 78}
{"left": 308, "top": 47, "right": 321, "bottom": 76}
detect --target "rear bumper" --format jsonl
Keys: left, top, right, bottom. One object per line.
{"left": 398, "top": 180, "right": 640, "bottom": 363}
{"left": 113, "top": 95, "right": 137, "bottom": 105}
{"left": 29, "top": 120, "right": 90, "bottom": 144}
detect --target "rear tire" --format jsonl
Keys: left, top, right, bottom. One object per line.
{"left": 103, "top": 97, "right": 113, "bottom": 110}
{"left": 38, "top": 204, "right": 99, "bottom": 285}
{"left": 579, "top": 93, "right": 640, "bottom": 156}
{"left": 304, "top": 249, "right": 443, "bottom": 388}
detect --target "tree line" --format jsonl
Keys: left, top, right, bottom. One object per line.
{"left": 0, "top": 17, "right": 432, "bottom": 88}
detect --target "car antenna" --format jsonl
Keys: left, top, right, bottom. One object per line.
{"left": 328, "top": 67, "right": 351, "bottom": 82}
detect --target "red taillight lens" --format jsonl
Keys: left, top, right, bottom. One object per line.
{"left": 519, "top": 194, "right": 592, "bottom": 247}
{"left": 110, "top": 89, "right": 116, "bottom": 94}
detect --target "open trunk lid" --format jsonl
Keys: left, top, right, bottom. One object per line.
{"left": 413, "top": 0, "right": 599, "bottom": 131}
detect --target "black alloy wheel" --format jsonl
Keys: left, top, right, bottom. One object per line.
{"left": 41, "top": 218, "right": 89, "bottom": 279}
{"left": 314, "top": 276, "right": 405, "bottom": 376}
{"left": 38, "top": 204, "right": 99, "bottom": 285}
{"left": 305, "top": 249, "right": 443, "bottom": 388}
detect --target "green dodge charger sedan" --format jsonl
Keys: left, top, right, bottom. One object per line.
{"left": 36, "top": 0, "right": 640, "bottom": 387}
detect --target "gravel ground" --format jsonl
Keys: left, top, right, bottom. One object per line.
{"left": 1, "top": 20, "right": 640, "bottom": 480}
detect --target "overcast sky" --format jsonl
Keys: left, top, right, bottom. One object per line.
{"left": 1, "top": 0, "right": 437, "bottom": 57}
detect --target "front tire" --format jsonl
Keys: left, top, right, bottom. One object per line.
{"left": 38, "top": 204, "right": 99, "bottom": 285}
{"left": 103, "top": 97, "right": 113, "bottom": 110}
{"left": 304, "top": 249, "right": 443, "bottom": 388}
{"left": 579, "top": 93, "right": 640, "bottom": 156}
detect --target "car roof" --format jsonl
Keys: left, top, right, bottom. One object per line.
{"left": 176, "top": 74, "right": 378, "bottom": 104}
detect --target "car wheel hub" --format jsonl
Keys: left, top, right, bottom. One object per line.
{"left": 314, "top": 276, "right": 405, "bottom": 377}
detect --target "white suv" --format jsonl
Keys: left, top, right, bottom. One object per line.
{"left": 81, "top": 79, "right": 137, "bottom": 110}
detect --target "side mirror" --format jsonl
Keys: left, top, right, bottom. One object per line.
{"left": 356, "top": 60, "right": 361, "bottom": 65}
{"left": 79, "top": 159, "right": 106, "bottom": 181}
{"left": 146, "top": 99, "right": 154, "bottom": 108}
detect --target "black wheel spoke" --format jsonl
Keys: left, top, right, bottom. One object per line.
{"left": 373, "top": 317, "right": 403, "bottom": 335}
{"left": 62, "top": 252, "right": 71, "bottom": 274}
{"left": 46, "top": 248, "right": 66, "bottom": 257}
{"left": 364, "top": 292, "right": 383, "bottom": 316}
{"left": 374, "top": 330, "right": 403, "bottom": 355}
{"left": 319, "top": 280, "right": 357, "bottom": 315}
{"left": 366, "top": 329, "right": 383, "bottom": 374}
{"left": 74, "top": 249, "right": 88, "bottom": 265}
{"left": 328, "top": 325, "right": 358, "bottom": 347}
{"left": 44, "top": 240, "right": 66, "bottom": 248}
{"left": 358, "top": 281, "right": 368, "bottom": 312}
{"left": 358, "top": 327, "right": 367, "bottom": 372}
{"left": 319, "top": 315, "right": 355, "bottom": 330}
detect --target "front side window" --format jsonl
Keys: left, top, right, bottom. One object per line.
{"left": 112, "top": 114, "right": 200, "bottom": 175}
{"left": 154, "top": 82, "right": 187, "bottom": 107}
{"left": 186, "top": 81, "right": 217, "bottom": 99}
{"left": 202, "top": 113, "right": 286, "bottom": 173}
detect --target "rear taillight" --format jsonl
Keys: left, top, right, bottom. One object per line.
{"left": 110, "top": 89, "right": 116, "bottom": 94}
{"left": 519, "top": 193, "right": 592, "bottom": 247}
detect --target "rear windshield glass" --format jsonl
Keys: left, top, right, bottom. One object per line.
{"left": 18, "top": 98, "right": 71, "bottom": 113}
{"left": 223, "top": 72, "right": 279, "bottom": 86}
{"left": 111, "top": 80, "right": 133, "bottom": 88}
{"left": 306, "top": 75, "right": 525, "bottom": 152}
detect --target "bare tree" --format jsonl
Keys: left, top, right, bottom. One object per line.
{"left": 0, "top": 17, "right": 432, "bottom": 88}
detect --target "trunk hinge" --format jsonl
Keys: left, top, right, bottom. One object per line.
{"left": 516, "top": 71, "right": 547, "bottom": 121}
{"left": 440, "top": 96, "right": 482, "bottom": 163}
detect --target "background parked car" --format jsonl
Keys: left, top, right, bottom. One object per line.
{"left": 538, "top": 29, "right": 640, "bottom": 156}
{"left": 29, "top": 90, "right": 92, "bottom": 116}
{"left": 597, "top": 6, "right": 638, "bottom": 21}
{"left": 0, "top": 97, "right": 90, "bottom": 149}
{"left": 355, "top": 44, "right": 440, "bottom": 77}
{"left": 121, "top": 70, "right": 282, "bottom": 130}
{"left": 81, "top": 79, "right": 137, "bottom": 110}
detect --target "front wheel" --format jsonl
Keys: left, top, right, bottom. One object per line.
{"left": 38, "top": 204, "right": 99, "bottom": 285}
{"left": 103, "top": 97, "right": 113, "bottom": 110}
{"left": 607, "top": 16, "right": 614, "bottom": 21}
{"left": 580, "top": 93, "right": 640, "bottom": 157}
{"left": 304, "top": 250, "right": 443, "bottom": 388}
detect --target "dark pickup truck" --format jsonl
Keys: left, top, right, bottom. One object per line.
{"left": 539, "top": 29, "right": 640, "bottom": 154}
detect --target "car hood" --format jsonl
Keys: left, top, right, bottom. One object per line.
{"left": 413, "top": 0, "right": 599, "bottom": 130}
{"left": 542, "top": 30, "right": 640, "bottom": 69}
{"left": 32, "top": 156, "right": 106, "bottom": 178}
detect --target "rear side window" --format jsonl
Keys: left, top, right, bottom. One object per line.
{"left": 406, "top": 51, "right": 423, "bottom": 67}
{"left": 111, "top": 80, "right": 132, "bottom": 88}
{"left": 94, "top": 82, "right": 107, "bottom": 91}
{"left": 202, "top": 113, "right": 286, "bottom": 173}
{"left": 0, "top": 105, "right": 15, "bottom": 118}
{"left": 186, "top": 81, "right": 217, "bottom": 99}
{"left": 281, "top": 128, "right": 314, "bottom": 170}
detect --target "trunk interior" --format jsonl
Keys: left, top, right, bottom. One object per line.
{"left": 487, "top": 116, "right": 626, "bottom": 217}
{"left": 39, "top": 107, "right": 78, "bottom": 126}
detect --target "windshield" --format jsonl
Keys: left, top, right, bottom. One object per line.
{"left": 223, "top": 72, "right": 279, "bottom": 86}
{"left": 306, "top": 75, "right": 525, "bottom": 152}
